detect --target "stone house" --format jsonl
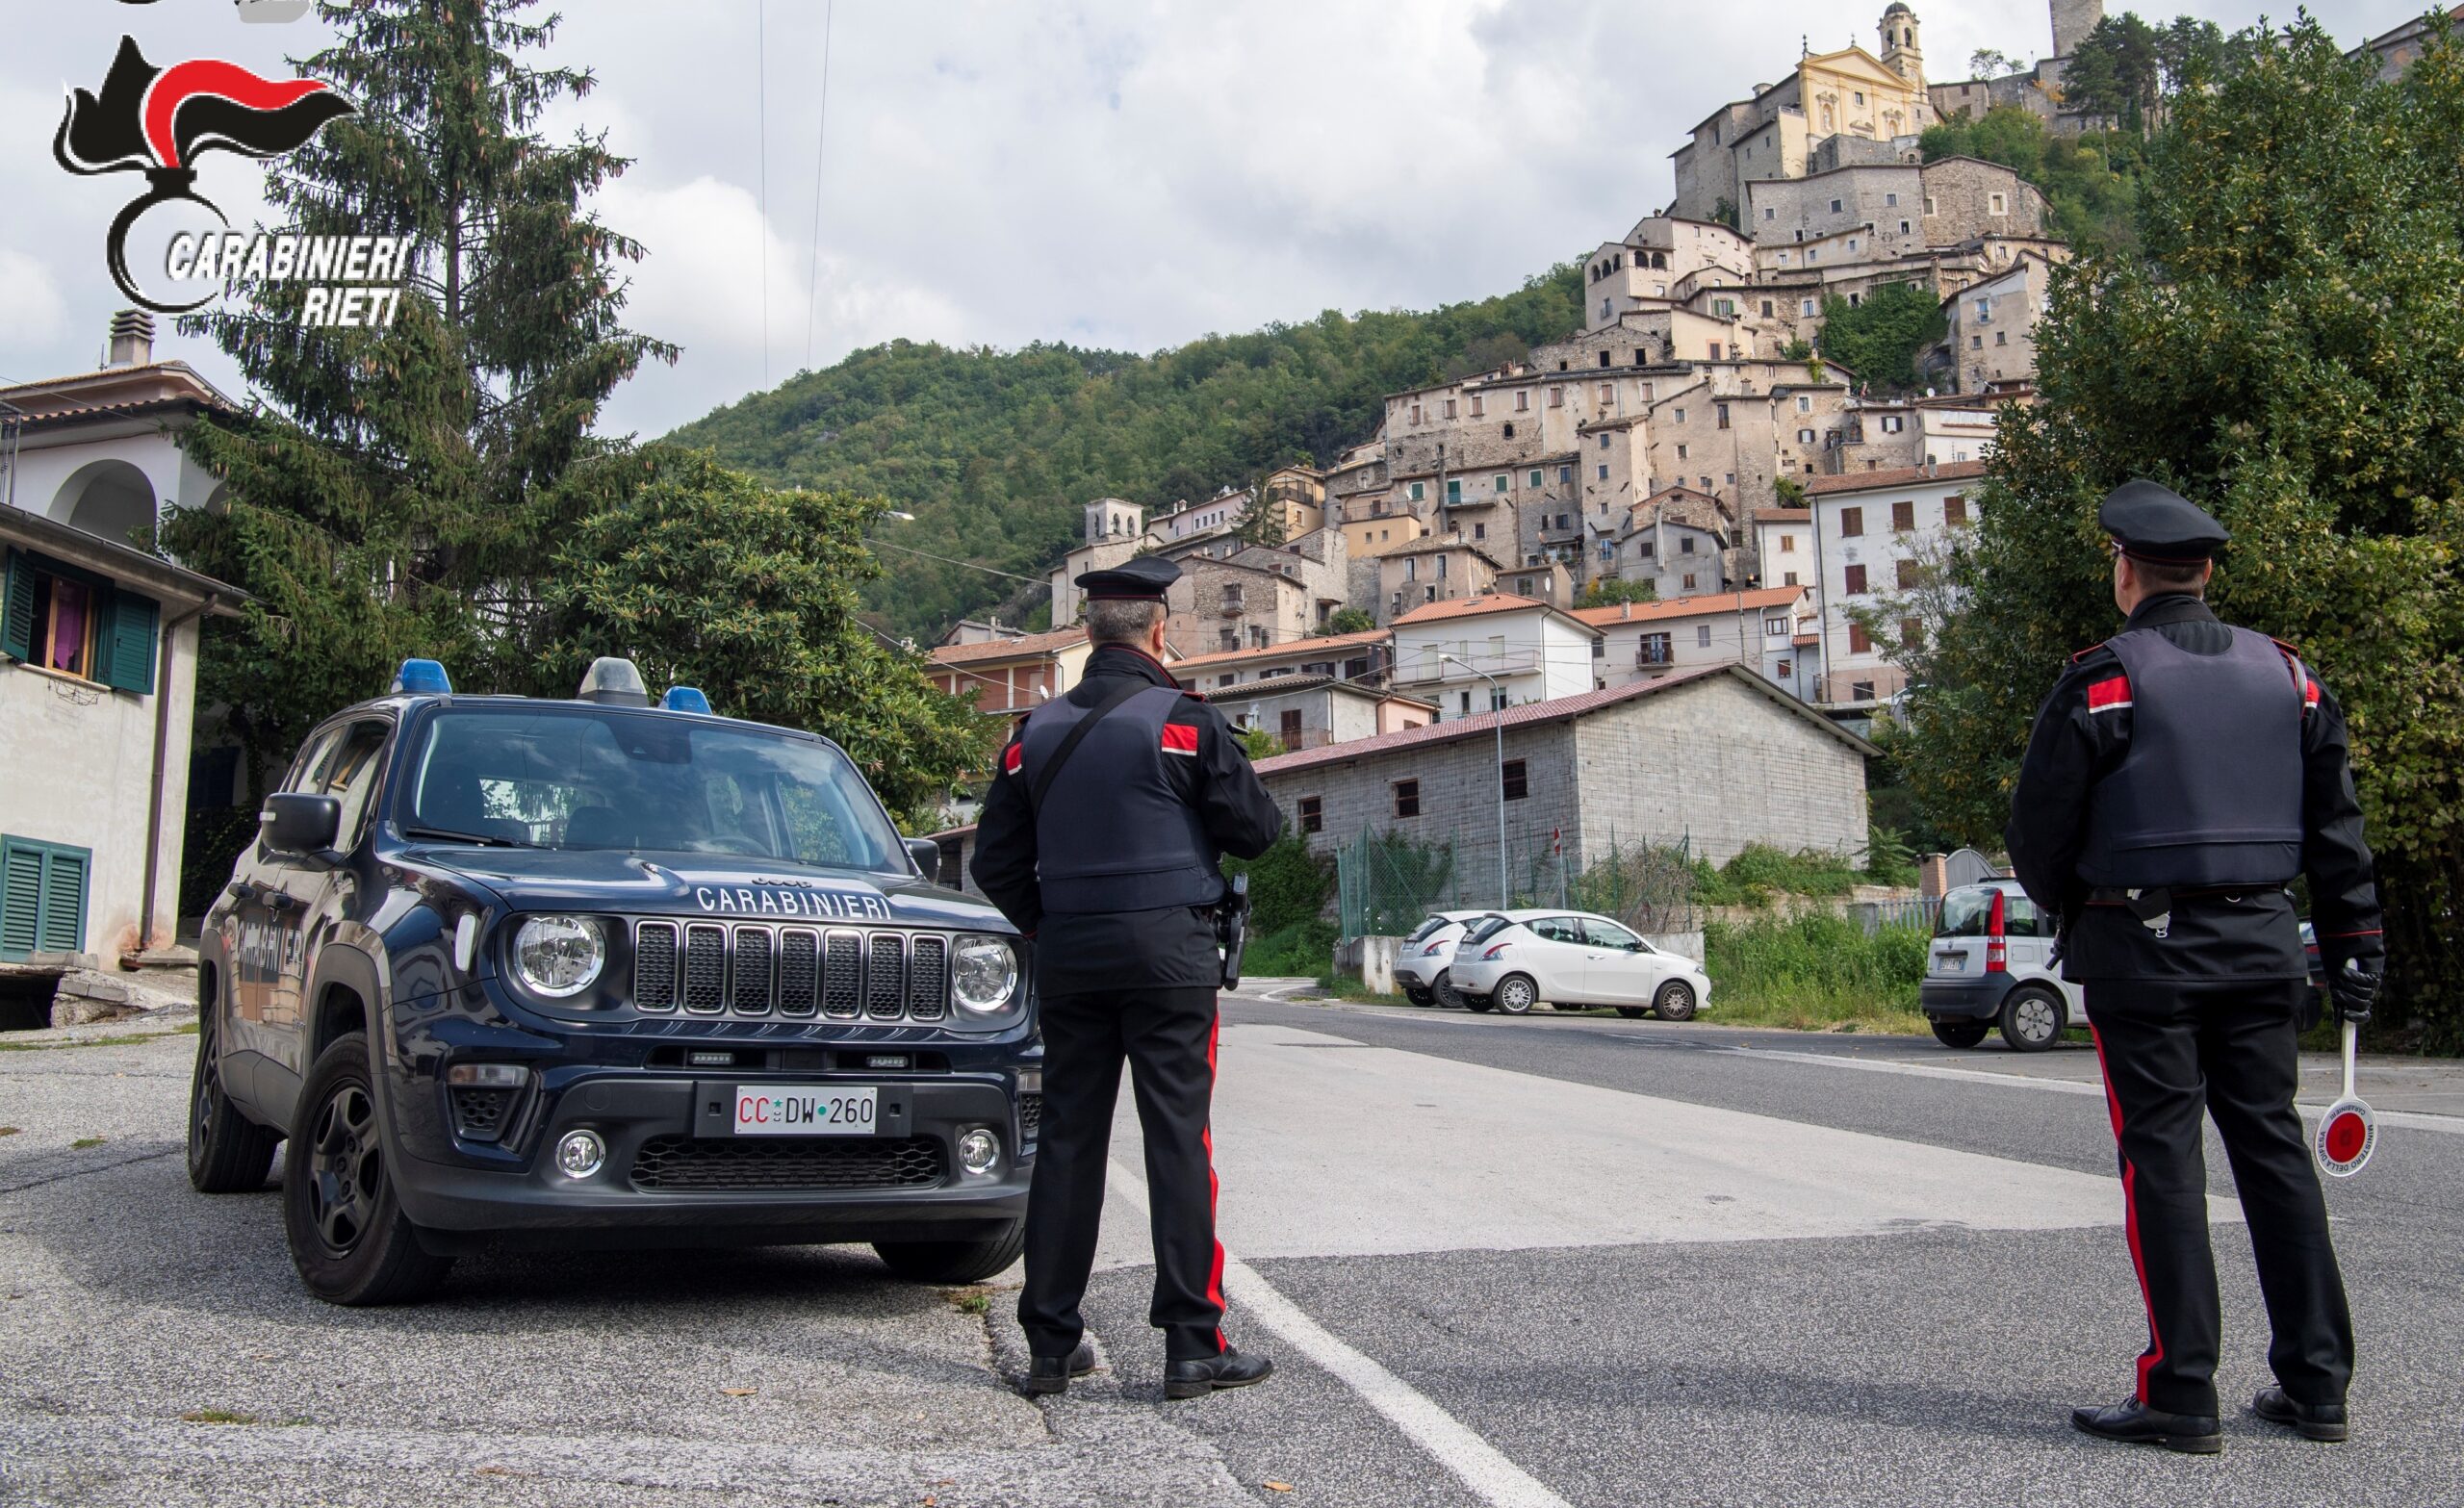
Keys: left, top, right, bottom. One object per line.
{"left": 1386, "top": 593, "right": 1597, "bottom": 721}
{"left": 1206, "top": 674, "right": 1436, "bottom": 754}
{"left": 1169, "top": 628, "right": 1390, "bottom": 696}
{"left": 1936, "top": 252, "right": 2054, "bottom": 395}
{"left": 1744, "top": 157, "right": 2049, "bottom": 253}
{"left": 1573, "top": 585, "right": 1816, "bottom": 699}
{"left": 1593, "top": 486, "right": 1735, "bottom": 599}
{"left": 1375, "top": 536, "right": 1502, "bottom": 624}
{"left": 1802, "top": 459, "right": 1986, "bottom": 707}
{"left": 1751, "top": 506, "right": 1817, "bottom": 592}
{"left": 1168, "top": 556, "right": 1311, "bottom": 657}
{"left": 1252, "top": 666, "right": 1878, "bottom": 888}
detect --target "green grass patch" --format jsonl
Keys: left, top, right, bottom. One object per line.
{"left": 179, "top": 1409, "right": 261, "bottom": 1425}
{"left": 1705, "top": 912, "right": 1931, "bottom": 1035}
{"left": 1243, "top": 919, "right": 1337, "bottom": 979}
{"left": 69, "top": 1137, "right": 108, "bottom": 1149}
{"left": 0, "top": 1023, "right": 196, "bottom": 1052}
{"left": 1310, "top": 971, "right": 1411, "bottom": 1009}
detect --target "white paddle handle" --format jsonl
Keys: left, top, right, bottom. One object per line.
{"left": 2341, "top": 1016, "right": 2358, "bottom": 1102}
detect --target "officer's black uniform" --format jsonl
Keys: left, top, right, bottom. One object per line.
{"left": 971, "top": 556, "right": 1282, "bottom": 1393}
{"left": 2007, "top": 480, "right": 2383, "bottom": 1451}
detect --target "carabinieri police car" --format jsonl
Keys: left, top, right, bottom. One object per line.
{"left": 190, "top": 656, "right": 1036, "bottom": 1304}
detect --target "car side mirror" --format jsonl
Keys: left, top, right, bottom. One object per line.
{"left": 262, "top": 793, "right": 343, "bottom": 862}
{"left": 905, "top": 836, "right": 943, "bottom": 885}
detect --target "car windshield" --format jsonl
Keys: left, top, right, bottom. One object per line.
{"left": 397, "top": 708, "right": 906, "bottom": 871}
{"left": 1462, "top": 915, "right": 1515, "bottom": 945}
{"left": 1405, "top": 916, "right": 1452, "bottom": 943}
{"left": 1936, "top": 888, "right": 1997, "bottom": 937}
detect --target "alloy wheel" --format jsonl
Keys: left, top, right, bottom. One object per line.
{"left": 306, "top": 1083, "right": 384, "bottom": 1255}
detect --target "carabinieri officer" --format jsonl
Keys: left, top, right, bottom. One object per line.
{"left": 2008, "top": 479, "right": 2383, "bottom": 1454}
{"left": 972, "top": 554, "right": 1284, "bottom": 1400}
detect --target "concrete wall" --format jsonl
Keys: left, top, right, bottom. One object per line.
{"left": 1569, "top": 674, "right": 1867, "bottom": 865}
{"left": 0, "top": 615, "right": 199, "bottom": 956}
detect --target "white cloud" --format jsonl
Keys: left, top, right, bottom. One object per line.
{"left": 0, "top": 246, "right": 71, "bottom": 359}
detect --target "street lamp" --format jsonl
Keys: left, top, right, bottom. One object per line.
{"left": 1437, "top": 650, "right": 1510, "bottom": 909}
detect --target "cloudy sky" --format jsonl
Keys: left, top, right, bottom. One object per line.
{"left": 2, "top": 0, "right": 2416, "bottom": 438}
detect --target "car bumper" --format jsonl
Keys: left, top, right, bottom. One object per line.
{"left": 1919, "top": 975, "right": 2015, "bottom": 1021}
{"left": 389, "top": 1070, "right": 1033, "bottom": 1240}
{"left": 1393, "top": 956, "right": 1445, "bottom": 989}
{"left": 1447, "top": 958, "right": 1503, "bottom": 996}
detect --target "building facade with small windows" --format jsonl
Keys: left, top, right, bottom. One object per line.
{"left": 1802, "top": 459, "right": 1985, "bottom": 707}
{"left": 1254, "top": 667, "right": 1876, "bottom": 884}
{"left": 1376, "top": 536, "right": 1502, "bottom": 624}
{"left": 1386, "top": 593, "right": 1596, "bottom": 720}
{"left": 1572, "top": 585, "right": 1814, "bottom": 693}
{"left": 1168, "top": 628, "right": 1390, "bottom": 696}
{"left": 926, "top": 628, "right": 1096, "bottom": 721}
{"left": 0, "top": 506, "right": 244, "bottom": 961}
{"left": 1206, "top": 674, "right": 1435, "bottom": 753}
{"left": 1936, "top": 252, "right": 2054, "bottom": 395}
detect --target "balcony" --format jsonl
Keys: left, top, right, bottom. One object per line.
{"left": 1390, "top": 649, "right": 1541, "bottom": 684}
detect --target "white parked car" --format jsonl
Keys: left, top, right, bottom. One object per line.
{"left": 1918, "top": 879, "right": 2085, "bottom": 1051}
{"left": 1391, "top": 910, "right": 1487, "bottom": 1009}
{"left": 1447, "top": 909, "right": 1711, "bottom": 1019}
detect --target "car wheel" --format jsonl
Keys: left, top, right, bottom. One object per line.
{"left": 1461, "top": 994, "right": 1495, "bottom": 1013}
{"left": 1998, "top": 986, "right": 2066, "bottom": 1053}
{"left": 875, "top": 1217, "right": 1028, "bottom": 1284}
{"left": 1494, "top": 975, "right": 1538, "bottom": 1015}
{"left": 283, "top": 1035, "right": 453, "bottom": 1306}
{"left": 1431, "top": 970, "right": 1465, "bottom": 1010}
{"left": 189, "top": 1007, "right": 279, "bottom": 1193}
{"left": 1930, "top": 1019, "right": 1990, "bottom": 1049}
{"left": 1401, "top": 985, "right": 1434, "bottom": 1007}
{"left": 1652, "top": 981, "right": 1698, "bottom": 1022}
{"left": 1616, "top": 1006, "right": 1650, "bottom": 1019}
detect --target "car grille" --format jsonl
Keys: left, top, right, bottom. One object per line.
{"left": 449, "top": 1086, "right": 518, "bottom": 1142}
{"left": 634, "top": 921, "right": 961, "bottom": 1023}
{"left": 629, "top": 1135, "right": 947, "bottom": 1191}
{"left": 1017, "top": 1091, "right": 1041, "bottom": 1147}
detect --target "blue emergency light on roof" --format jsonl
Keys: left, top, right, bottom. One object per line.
{"left": 577, "top": 656, "right": 652, "bottom": 707}
{"left": 661, "top": 686, "right": 712, "bottom": 714}
{"left": 391, "top": 658, "right": 452, "bottom": 695}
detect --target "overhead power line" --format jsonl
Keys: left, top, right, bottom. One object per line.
{"left": 805, "top": 0, "right": 837, "bottom": 372}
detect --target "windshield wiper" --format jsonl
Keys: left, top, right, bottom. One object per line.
{"left": 400, "top": 825, "right": 539, "bottom": 849}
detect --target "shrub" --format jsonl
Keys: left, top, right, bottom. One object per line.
{"left": 1222, "top": 831, "right": 1333, "bottom": 934}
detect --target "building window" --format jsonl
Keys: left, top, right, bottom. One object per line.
{"left": 1391, "top": 780, "right": 1421, "bottom": 818}
{"left": 1901, "top": 617, "right": 1923, "bottom": 648}
{"left": 1830, "top": 197, "right": 1842, "bottom": 213}
{"left": 1502, "top": 422, "right": 1516, "bottom": 439}
{"left": 1897, "top": 558, "right": 1921, "bottom": 589}
{"left": 1852, "top": 679, "right": 1876, "bottom": 702}
{"left": 1221, "top": 583, "right": 1244, "bottom": 611}
{"left": 1801, "top": 298, "right": 1817, "bottom": 317}
{"left": 1527, "top": 469, "right": 1544, "bottom": 487}
{"left": 1444, "top": 399, "right": 1457, "bottom": 419}
{"left": 1280, "top": 709, "right": 1304, "bottom": 745}
{"left": 1680, "top": 537, "right": 1696, "bottom": 554}
{"left": 1881, "top": 414, "right": 1904, "bottom": 433}
{"left": 1474, "top": 523, "right": 1486, "bottom": 540}
{"left": 1675, "top": 445, "right": 1688, "bottom": 460}
{"left": 1410, "top": 404, "right": 1423, "bottom": 424}
{"left": 1218, "top": 629, "right": 1238, "bottom": 652}
{"left": 1447, "top": 479, "right": 1462, "bottom": 502}
{"left": 1925, "top": 195, "right": 1938, "bottom": 216}
{"left": 1885, "top": 192, "right": 1898, "bottom": 207}
{"left": 1844, "top": 563, "right": 1869, "bottom": 595}
{"left": 1599, "top": 351, "right": 1611, "bottom": 369}
{"left": 1840, "top": 506, "right": 1863, "bottom": 538}
{"left": 1943, "top": 495, "right": 1968, "bottom": 526}
{"left": 1848, "top": 622, "right": 1874, "bottom": 653}
{"left": 1891, "top": 500, "right": 1914, "bottom": 531}
{"left": 1559, "top": 466, "right": 1573, "bottom": 483}
{"left": 1597, "top": 464, "right": 1610, "bottom": 481}
{"left": 1784, "top": 571, "right": 1799, "bottom": 585}
{"left": 1637, "top": 541, "right": 1655, "bottom": 559}
{"left": 1995, "top": 330, "right": 2009, "bottom": 345}
{"left": 1493, "top": 473, "right": 1510, "bottom": 494}
{"left": 1681, "top": 573, "right": 1698, "bottom": 591}
{"left": 1777, "top": 658, "right": 1792, "bottom": 677}
{"left": 1470, "top": 396, "right": 1484, "bottom": 418}
{"left": 1, "top": 551, "right": 160, "bottom": 693}
{"left": 1501, "top": 758, "right": 1528, "bottom": 800}
{"left": 1764, "top": 206, "right": 1776, "bottom": 220}
{"left": 0, "top": 834, "right": 90, "bottom": 958}
{"left": 1716, "top": 403, "right": 1731, "bottom": 430}
{"left": 1674, "top": 407, "right": 1686, "bottom": 423}
{"left": 1900, "top": 219, "right": 1912, "bottom": 235}
{"left": 1971, "top": 335, "right": 1985, "bottom": 349}
{"left": 1640, "top": 632, "right": 1672, "bottom": 665}
{"left": 1550, "top": 386, "right": 1565, "bottom": 407}
{"left": 1696, "top": 625, "right": 1712, "bottom": 648}
{"left": 1764, "top": 614, "right": 1789, "bottom": 635}
{"left": 1297, "top": 796, "right": 1322, "bottom": 833}
{"left": 1797, "top": 428, "right": 1816, "bottom": 444}
{"left": 1409, "top": 481, "right": 1425, "bottom": 501}
{"left": 1761, "top": 299, "right": 1775, "bottom": 318}
{"left": 1989, "top": 192, "right": 2008, "bottom": 216}
{"left": 1591, "top": 635, "right": 1604, "bottom": 659}
{"left": 1780, "top": 535, "right": 1796, "bottom": 552}
{"left": 1515, "top": 391, "right": 1529, "bottom": 411}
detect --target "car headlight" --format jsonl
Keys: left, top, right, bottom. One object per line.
{"left": 952, "top": 934, "right": 1020, "bottom": 1014}
{"left": 514, "top": 914, "right": 604, "bottom": 997}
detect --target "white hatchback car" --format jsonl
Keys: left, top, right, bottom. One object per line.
{"left": 1391, "top": 910, "right": 1487, "bottom": 1009}
{"left": 1448, "top": 909, "right": 1712, "bottom": 1019}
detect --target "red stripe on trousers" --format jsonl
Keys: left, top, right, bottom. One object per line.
{"left": 1204, "top": 1012, "right": 1226, "bottom": 1354}
{"left": 2089, "top": 1024, "right": 2165, "bottom": 1402}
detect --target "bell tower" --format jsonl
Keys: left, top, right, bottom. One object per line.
{"left": 2051, "top": 0, "right": 2103, "bottom": 59}
{"left": 1879, "top": 3, "right": 1923, "bottom": 84}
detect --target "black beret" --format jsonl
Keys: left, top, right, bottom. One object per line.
{"left": 1077, "top": 554, "right": 1181, "bottom": 601}
{"left": 2098, "top": 478, "right": 2229, "bottom": 564}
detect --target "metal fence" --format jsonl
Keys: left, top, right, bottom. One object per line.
{"left": 1334, "top": 824, "right": 1698, "bottom": 941}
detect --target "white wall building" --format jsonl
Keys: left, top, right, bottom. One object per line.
{"left": 1386, "top": 593, "right": 1598, "bottom": 722}
{"left": 1572, "top": 585, "right": 1815, "bottom": 698}
{"left": 1802, "top": 459, "right": 1985, "bottom": 707}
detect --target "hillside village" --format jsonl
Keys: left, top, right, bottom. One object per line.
{"left": 925, "top": 0, "right": 2117, "bottom": 890}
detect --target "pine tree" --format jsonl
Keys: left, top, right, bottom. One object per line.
{"left": 168, "top": 0, "right": 673, "bottom": 794}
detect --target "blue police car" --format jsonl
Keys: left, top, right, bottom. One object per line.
{"left": 190, "top": 657, "right": 1037, "bottom": 1304}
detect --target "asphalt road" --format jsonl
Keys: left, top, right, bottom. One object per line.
{"left": 3, "top": 996, "right": 2457, "bottom": 1507}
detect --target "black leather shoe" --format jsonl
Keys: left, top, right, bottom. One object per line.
{"left": 2254, "top": 1387, "right": 2348, "bottom": 1442}
{"left": 1165, "top": 1346, "right": 1273, "bottom": 1400}
{"left": 2070, "top": 1397, "right": 2223, "bottom": 1454}
{"left": 1021, "top": 1341, "right": 1097, "bottom": 1396}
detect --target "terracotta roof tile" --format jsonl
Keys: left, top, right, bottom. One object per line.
{"left": 1168, "top": 628, "right": 1386, "bottom": 672}
{"left": 1568, "top": 586, "right": 1803, "bottom": 627}
{"left": 1802, "top": 460, "right": 1989, "bottom": 497}
{"left": 926, "top": 627, "right": 1089, "bottom": 665}
{"left": 1388, "top": 592, "right": 1553, "bottom": 626}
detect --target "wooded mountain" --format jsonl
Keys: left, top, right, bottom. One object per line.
{"left": 664, "top": 267, "right": 1583, "bottom": 640}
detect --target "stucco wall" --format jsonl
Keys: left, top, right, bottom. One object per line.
{"left": 0, "top": 615, "right": 198, "bottom": 955}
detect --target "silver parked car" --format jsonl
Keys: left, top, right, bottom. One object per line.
{"left": 1393, "top": 910, "right": 1486, "bottom": 1008}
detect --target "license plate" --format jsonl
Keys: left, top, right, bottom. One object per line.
{"left": 731, "top": 1085, "right": 878, "bottom": 1136}
{"left": 1935, "top": 952, "right": 1968, "bottom": 973}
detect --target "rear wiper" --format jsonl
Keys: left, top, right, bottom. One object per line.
{"left": 400, "top": 825, "right": 539, "bottom": 849}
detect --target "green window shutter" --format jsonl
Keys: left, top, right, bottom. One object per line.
{"left": 103, "top": 588, "right": 160, "bottom": 695}
{"left": 38, "top": 848, "right": 89, "bottom": 955}
{"left": 1, "top": 550, "right": 34, "bottom": 663}
{"left": 0, "top": 841, "right": 43, "bottom": 959}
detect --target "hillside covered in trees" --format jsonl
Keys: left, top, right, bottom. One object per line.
{"left": 665, "top": 268, "right": 1583, "bottom": 640}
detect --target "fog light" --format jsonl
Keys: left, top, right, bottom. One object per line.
{"left": 956, "top": 1128, "right": 1000, "bottom": 1175}
{"left": 555, "top": 1130, "right": 606, "bottom": 1180}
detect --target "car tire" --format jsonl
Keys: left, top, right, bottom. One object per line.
{"left": 189, "top": 1009, "right": 279, "bottom": 1194}
{"left": 1652, "top": 981, "right": 1698, "bottom": 1022}
{"left": 874, "top": 1217, "right": 1028, "bottom": 1284}
{"left": 1494, "top": 975, "right": 1538, "bottom": 1015}
{"left": 1930, "top": 1019, "right": 1990, "bottom": 1049}
{"left": 1616, "top": 1006, "right": 1650, "bottom": 1019}
{"left": 1401, "top": 985, "right": 1434, "bottom": 1007}
{"left": 1462, "top": 994, "right": 1495, "bottom": 1013}
{"left": 283, "top": 1035, "right": 453, "bottom": 1306}
{"left": 1998, "top": 986, "right": 2066, "bottom": 1053}
{"left": 1431, "top": 971, "right": 1464, "bottom": 1010}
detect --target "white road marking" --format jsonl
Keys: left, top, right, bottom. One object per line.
{"left": 1107, "top": 1159, "right": 1576, "bottom": 1508}
{"left": 1730, "top": 1046, "right": 2464, "bottom": 1135}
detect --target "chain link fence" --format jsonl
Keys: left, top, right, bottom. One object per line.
{"left": 1334, "top": 824, "right": 1698, "bottom": 941}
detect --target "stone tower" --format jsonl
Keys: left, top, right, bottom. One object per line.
{"left": 1879, "top": 3, "right": 1923, "bottom": 84}
{"left": 2051, "top": 0, "right": 2102, "bottom": 59}
{"left": 1085, "top": 498, "right": 1142, "bottom": 544}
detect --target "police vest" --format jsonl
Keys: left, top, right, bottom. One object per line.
{"left": 1013, "top": 683, "right": 1224, "bottom": 914}
{"left": 2075, "top": 625, "right": 2305, "bottom": 889}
